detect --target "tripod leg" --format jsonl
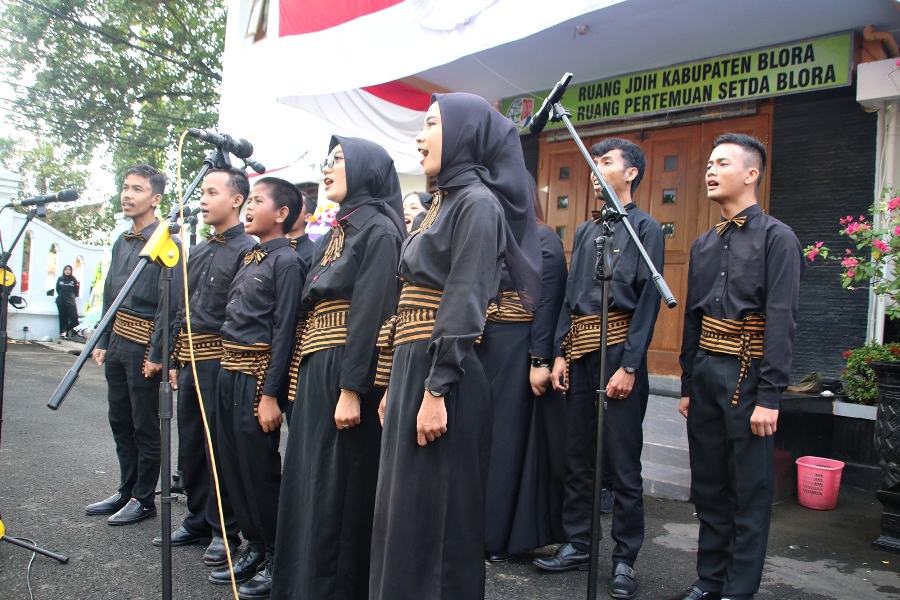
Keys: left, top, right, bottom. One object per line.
{"left": 1, "top": 534, "right": 69, "bottom": 564}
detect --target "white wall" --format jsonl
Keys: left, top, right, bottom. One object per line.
{"left": 0, "top": 170, "right": 105, "bottom": 340}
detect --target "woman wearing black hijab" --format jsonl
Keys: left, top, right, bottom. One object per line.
{"left": 271, "top": 136, "right": 405, "bottom": 600}
{"left": 369, "top": 93, "right": 541, "bottom": 600}
{"left": 55, "top": 264, "right": 80, "bottom": 337}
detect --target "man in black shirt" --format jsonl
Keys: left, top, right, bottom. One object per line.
{"left": 155, "top": 167, "right": 256, "bottom": 565}
{"left": 86, "top": 164, "right": 184, "bottom": 526}
{"left": 536, "top": 138, "right": 663, "bottom": 600}
{"left": 670, "top": 134, "right": 803, "bottom": 600}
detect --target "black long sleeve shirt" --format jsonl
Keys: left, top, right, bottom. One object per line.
{"left": 221, "top": 238, "right": 303, "bottom": 397}
{"left": 303, "top": 205, "right": 403, "bottom": 395}
{"left": 530, "top": 225, "right": 568, "bottom": 359}
{"left": 55, "top": 277, "right": 79, "bottom": 306}
{"left": 553, "top": 203, "right": 665, "bottom": 370}
{"left": 399, "top": 183, "right": 506, "bottom": 396}
{"left": 170, "top": 223, "right": 257, "bottom": 345}
{"left": 97, "top": 219, "right": 184, "bottom": 364}
{"left": 679, "top": 204, "right": 804, "bottom": 410}
{"left": 291, "top": 233, "right": 315, "bottom": 271}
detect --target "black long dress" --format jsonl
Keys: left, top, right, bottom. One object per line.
{"left": 55, "top": 274, "right": 79, "bottom": 334}
{"left": 271, "top": 136, "right": 404, "bottom": 600}
{"left": 370, "top": 183, "right": 505, "bottom": 600}
{"left": 481, "top": 224, "right": 569, "bottom": 555}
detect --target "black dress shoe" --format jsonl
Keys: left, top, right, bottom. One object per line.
{"left": 533, "top": 543, "right": 590, "bottom": 572}
{"left": 609, "top": 562, "right": 637, "bottom": 599}
{"left": 209, "top": 547, "right": 265, "bottom": 585}
{"left": 204, "top": 536, "right": 240, "bottom": 567}
{"left": 667, "top": 586, "right": 722, "bottom": 600}
{"left": 152, "top": 525, "right": 212, "bottom": 547}
{"left": 487, "top": 553, "right": 512, "bottom": 563}
{"left": 85, "top": 492, "right": 129, "bottom": 516}
{"left": 237, "top": 560, "right": 272, "bottom": 600}
{"left": 108, "top": 498, "right": 157, "bottom": 526}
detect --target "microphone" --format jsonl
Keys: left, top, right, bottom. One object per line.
{"left": 529, "top": 72, "right": 574, "bottom": 135}
{"left": 188, "top": 129, "right": 254, "bottom": 159}
{"left": 244, "top": 157, "right": 266, "bottom": 175}
{"left": 6, "top": 189, "right": 79, "bottom": 207}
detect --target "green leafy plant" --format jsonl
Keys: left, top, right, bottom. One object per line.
{"left": 841, "top": 343, "right": 900, "bottom": 405}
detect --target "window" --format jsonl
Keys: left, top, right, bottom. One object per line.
{"left": 246, "top": 0, "right": 269, "bottom": 42}
{"left": 47, "top": 244, "right": 59, "bottom": 292}
{"left": 20, "top": 231, "right": 31, "bottom": 293}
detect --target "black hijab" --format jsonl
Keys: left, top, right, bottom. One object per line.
{"left": 329, "top": 135, "right": 406, "bottom": 238}
{"left": 59, "top": 265, "right": 77, "bottom": 283}
{"left": 432, "top": 92, "right": 542, "bottom": 311}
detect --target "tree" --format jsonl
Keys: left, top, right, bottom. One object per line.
{"left": 0, "top": 0, "right": 226, "bottom": 213}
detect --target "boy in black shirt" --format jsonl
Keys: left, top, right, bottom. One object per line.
{"left": 208, "top": 177, "right": 305, "bottom": 599}
{"left": 155, "top": 167, "right": 256, "bottom": 566}
{"left": 287, "top": 190, "right": 317, "bottom": 270}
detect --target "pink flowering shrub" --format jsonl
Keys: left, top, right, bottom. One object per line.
{"left": 805, "top": 194, "right": 900, "bottom": 319}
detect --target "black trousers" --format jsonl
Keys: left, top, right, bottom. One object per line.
{"left": 57, "top": 301, "right": 78, "bottom": 333}
{"left": 216, "top": 369, "right": 281, "bottom": 557}
{"left": 687, "top": 350, "right": 772, "bottom": 597}
{"left": 105, "top": 334, "right": 161, "bottom": 506}
{"left": 176, "top": 358, "right": 240, "bottom": 542}
{"left": 561, "top": 345, "right": 648, "bottom": 565}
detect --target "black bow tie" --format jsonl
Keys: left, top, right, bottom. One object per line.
{"left": 244, "top": 246, "right": 267, "bottom": 265}
{"left": 206, "top": 233, "right": 226, "bottom": 244}
{"left": 123, "top": 231, "right": 145, "bottom": 242}
{"left": 715, "top": 216, "right": 747, "bottom": 235}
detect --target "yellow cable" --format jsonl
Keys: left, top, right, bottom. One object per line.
{"left": 175, "top": 131, "right": 240, "bottom": 600}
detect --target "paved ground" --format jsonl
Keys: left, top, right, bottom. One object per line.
{"left": 0, "top": 342, "right": 898, "bottom": 600}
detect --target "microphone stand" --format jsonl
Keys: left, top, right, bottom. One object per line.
{"left": 47, "top": 146, "right": 235, "bottom": 600}
{"left": 0, "top": 205, "right": 69, "bottom": 563}
{"left": 538, "top": 78, "right": 677, "bottom": 600}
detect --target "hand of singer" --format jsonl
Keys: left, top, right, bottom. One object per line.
{"left": 417, "top": 392, "right": 447, "bottom": 446}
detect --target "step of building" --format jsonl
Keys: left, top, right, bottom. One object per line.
{"left": 642, "top": 393, "right": 691, "bottom": 501}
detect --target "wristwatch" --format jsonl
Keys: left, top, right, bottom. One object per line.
{"left": 623, "top": 366, "right": 636, "bottom": 375}
{"left": 531, "top": 357, "right": 552, "bottom": 368}
{"left": 426, "top": 388, "right": 443, "bottom": 397}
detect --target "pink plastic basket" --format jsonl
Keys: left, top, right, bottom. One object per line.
{"left": 795, "top": 456, "right": 844, "bottom": 510}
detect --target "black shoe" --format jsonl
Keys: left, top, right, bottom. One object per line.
{"left": 667, "top": 586, "right": 722, "bottom": 600}
{"left": 209, "top": 547, "right": 265, "bottom": 585}
{"left": 533, "top": 543, "right": 590, "bottom": 572}
{"left": 152, "top": 525, "right": 212, "bottom": 547}
{"left": 204, "top": 536, "right": 240, "bottom": 567}
{"left": 237, "top": 560, "right": 272, "bottom": 600}
{"left": 86, "top": 492, "right": 129, "bottom": 516}
{"left": 609, "top": 562, "right": 637, "bottom": 599}
{"left": 487, "top": 553, "right": 512, "bottom": 563}
{"left": 600, "top": 488, "right": 614, "bottom": 514}
{"left": 108, "top": 498, "right": 157, "bottom": 526}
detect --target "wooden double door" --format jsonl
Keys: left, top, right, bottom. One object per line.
{"left": 537, "top": 105, "right": 773, "bottom": 375}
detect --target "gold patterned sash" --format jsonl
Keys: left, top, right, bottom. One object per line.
{"left": 298, "top": 299, "right": 351, "bottom": 359}
{"left": 172, "top": 332, "right": 224, "bottom": 366}
{"left": 486, "top": 291, "right": 534, "bottom": 323}
{"left": 112, "top": 311, "right": 155, "bottom": 363}
{"left": 221, "top": 341, "right": 272, "bottom": 416}
{"left": 374, "top": 285, "right": 443, "bottom": 387}
{"left": 285, "top": 314, "right": 308, "bottom": 403}
{"left": 698, "top": 314, "right": 766, "bottom": 405}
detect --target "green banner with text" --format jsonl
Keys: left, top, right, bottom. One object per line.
{"left": 502, "top": 32, "right": 852, "bottom": 131}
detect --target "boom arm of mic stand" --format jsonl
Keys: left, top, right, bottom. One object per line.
{"left": 551, "top": 102, "right": 677, "bottom": 309}
{"left": 47, "top": 225, "right": 180, "bottom": 410}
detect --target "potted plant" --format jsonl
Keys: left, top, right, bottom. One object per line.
{"left": 806, "top": 191, "right": 900, "bottom": 552}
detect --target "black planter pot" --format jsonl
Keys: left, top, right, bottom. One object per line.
{"left": 870, "top": 360, "right": 900, "bottom": 553}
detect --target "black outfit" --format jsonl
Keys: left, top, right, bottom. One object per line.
{"left": 552, "top": 203, "right": 664, "bottom": 566}
{"left": 55, "top": 274, "right": 80, "bottom": 334}
{"left": 370, "top": 93, "right": 541, "bottom": 600}
{"left": 679, "top": 205, "right": 803, "bottom": 597}
{"left": 272, "top": 136, "right": 405, "bottom": 600}
{"left": 290, "top": 233, "right": 315, "bottom": 270}
{"left": 482, "top": 225, "right": 568, "bottom": 555}
{"left": 96, "top": 219, "right": 184, "bottom": 507}
{"left": 171, "top": 223, "right": 256, "bottom": 543}
{"left": 217, "top": 237, "right": 303, "bottom": 562}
